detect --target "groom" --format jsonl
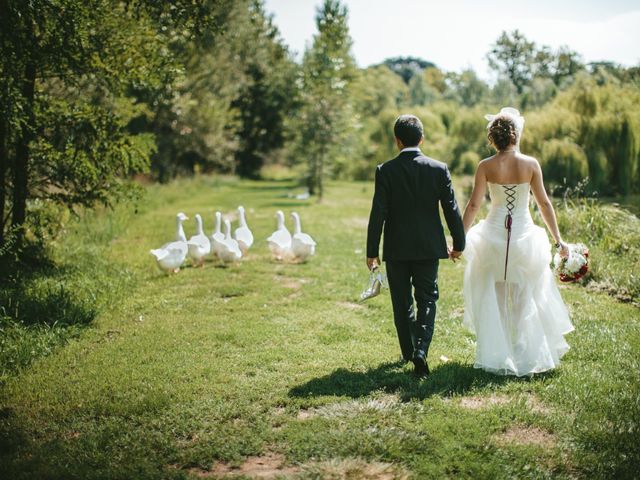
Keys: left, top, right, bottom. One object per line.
{"left": 366, "top": 114, "right": 465, "bottom": 376}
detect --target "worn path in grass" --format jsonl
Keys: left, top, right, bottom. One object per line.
{"left": 1, "top": 177, "right": 639, "bottom": 479}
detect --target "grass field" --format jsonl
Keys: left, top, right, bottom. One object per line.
{"left": 1, "top": 176, "right": 639, "bottom": 479}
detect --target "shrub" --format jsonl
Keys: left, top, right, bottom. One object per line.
{"left": 0, "top": 203, "right": 136, "bottom": 381}
{"left": 553, "top": 199, "right": 640, "bottom": 302}
{"left": 456, "top": 151, "right": 480, "bottom": 175}
{"left": 541, "top": 138, "right": 589, "bottom": 187}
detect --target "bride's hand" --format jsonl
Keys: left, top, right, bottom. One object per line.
{"left": 448, "top": 246, "right": 462, "bottom": 262}
{"left": 558, "top": 241, "right": 570, "bottom": 259}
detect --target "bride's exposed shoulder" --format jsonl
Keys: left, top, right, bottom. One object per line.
{"left": 479, "top": 154, "right": 497, "bottom": 164}
{"left": 515, "top": 152, "right": 539, "bottom": 163}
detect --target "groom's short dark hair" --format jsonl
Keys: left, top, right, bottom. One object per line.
{"left": 394, "top": 114, "right": 424, "bottom": 147}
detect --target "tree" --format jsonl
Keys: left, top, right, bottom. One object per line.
{"left": 232, "top": 1, "right": 299, "bottom": 178}
{"left": 408, "top": 74, "right": 431, "bottom": 105}
{"left": 143, "top": 0, "right": 297, "bottom": 181}
{"left": 352, "top": 65, "right": 408, "bottom": 118}
{"left": 551, "top": 46, "right": 584, "bottom": 86}
{"left": 445, "top": 69, "right": 489, "bottom": 107}
{"left": 383, "top": 57, "right": 436, "bottom": 84}
{"left": 487, "top": 30, "right": 536, "bottom": 94}
{"left": 0, "top": 0, "right": 231, "bottom": 247}
{"left": 488, "top": 31, "right": 584, "bottom": 98}
{"left": 422, "top": 67, "right": 448, "bottom": 94}
{"left": 296, "top": 0, "right": 356, "bottom": 200}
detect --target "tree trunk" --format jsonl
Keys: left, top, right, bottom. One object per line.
{"left": 12, "top": 61, "right": 36, "bottom": 240}
{"left": 307, "top": 154, "right": 316, "bottom": 196}
{"left": 0, "top": 118, "right": 6, "bottom": 246}
{"left": 317, "top": 148, "right": 324, "bottom": 202}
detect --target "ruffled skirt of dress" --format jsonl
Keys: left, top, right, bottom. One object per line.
{"left": 463, "top": 213, "right": 574, "bottom": 376}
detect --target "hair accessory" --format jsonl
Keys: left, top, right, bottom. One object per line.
{"left": 485, "top": 107, "right": 525, "bottom": 134}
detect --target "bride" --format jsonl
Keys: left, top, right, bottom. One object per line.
{"left": 461, "top": 107, "right": 574, "bottom": 376}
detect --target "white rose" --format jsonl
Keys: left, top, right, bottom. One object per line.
{"left": 566, "top": 255, "right": 581, "bottom": 273}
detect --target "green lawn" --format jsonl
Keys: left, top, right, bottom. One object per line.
{"left": 1, "top": 177, "right": 639, "bottom": 479}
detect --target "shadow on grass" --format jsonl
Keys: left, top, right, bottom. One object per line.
{"left": 0, "top": 258, "right": 97, "bottom": 328}
{"left": 0, "top": 246, "right": 101, "bottom": 379}
{"left": 289, "top": 361, "right": 548, "bottom": 402}
{"left": 0, "top": 407, "right": 28, "bottom": 458}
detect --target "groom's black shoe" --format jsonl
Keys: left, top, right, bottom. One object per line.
{"left": 412, "top": 349, "right": 430, "bottom": 377}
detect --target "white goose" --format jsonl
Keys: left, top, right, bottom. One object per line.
{"left": 175, "top": 212, "right": 188, "bottom": 242}
{"left": 217, "top": 219, "right": 242, "bottom": 263}
{"left": 150, "top": 212, "right": 189, "bottom": 273}
{"left": 233, "top": 205, "right": 254, "bottom": 255}
{"left": 187, "top": 214, "right": 211, "bottom": 267}
{"left": 267, "top": 210, "right": 292, "bottom": 260}
{"left": 210, "top": 211, "right": 226, "bottom": 258}
{"left": 291, "top": 212, "right": 316, "bottom": 261}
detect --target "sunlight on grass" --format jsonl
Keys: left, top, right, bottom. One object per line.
{"left": 1, "top": 177, "right": 638, "bottom": 479}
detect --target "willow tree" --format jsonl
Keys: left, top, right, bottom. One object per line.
{"left": 296, "top": 0, "right": 356, "bottom": 199}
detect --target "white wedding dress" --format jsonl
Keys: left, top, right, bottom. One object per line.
{"left": 463, "top": 183, "right": 574, "bottom": 376}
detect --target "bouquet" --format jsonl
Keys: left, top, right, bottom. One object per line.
{"left": 359, "top": 266, "right": 387, "bottom": 301}
{"left": 553, "top": 243, "right": 589, "bottom": 282}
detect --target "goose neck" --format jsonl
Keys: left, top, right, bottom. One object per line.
{"left": 176, "top": 217, "right": 186, "bottom": 241}
{"left": 292, "top": 214, "right": 301, "bottom": 234}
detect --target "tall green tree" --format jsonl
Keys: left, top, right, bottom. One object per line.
{"left": 488, "top": 30, "right": 583, "bottom": 97}
{"left": 146, "top": 0, "right": 296, "bottom": 181}
{"left": 0, "top": 0, "right": 230, "bottom": 246}
{"left": 296, "top": 0, "right": 356, "bottom": 199}
{"left": 232, "top": 1, "right": 299, "bottom": 179}
{"left": 487, "top": 30, "right": 536, "bottom": 95}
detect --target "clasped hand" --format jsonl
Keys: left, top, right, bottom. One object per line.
{"left": 448, "top": 247, "right": 462, "bottom": 262}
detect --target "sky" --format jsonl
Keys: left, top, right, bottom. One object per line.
{"left": 263, "top": 0, "right": 640, "bottom": 78}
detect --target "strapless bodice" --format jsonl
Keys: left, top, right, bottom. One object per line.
{"left": 485, "top": 183, "right": 533, "bottom": 230}
{"left": 488, "top": 183, "right": 530, "bottom": 212}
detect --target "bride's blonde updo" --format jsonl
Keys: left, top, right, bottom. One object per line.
{"left": 488, "top": 116, "right": 518, "bottom": 151}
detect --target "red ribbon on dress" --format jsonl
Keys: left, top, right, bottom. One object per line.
{"left": 504, "top": 213, "right": 513, "bottom": 281}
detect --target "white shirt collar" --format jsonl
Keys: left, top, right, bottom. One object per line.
{"left": 400, "top": 147, "right": 422, "bottom": 153}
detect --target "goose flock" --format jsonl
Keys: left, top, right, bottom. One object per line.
{"left": 150, "top": 207, "right": 316, "bottom": 273}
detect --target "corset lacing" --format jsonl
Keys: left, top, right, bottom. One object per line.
{"left": 503, "top": 185, "right": 516, "bottom": 281}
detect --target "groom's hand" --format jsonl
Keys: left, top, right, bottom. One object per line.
{"left": 448, "top": 247, "right": 462, "bottom": 262}
{"left": 366, "top": 257, "right": 380, "bottom": 271}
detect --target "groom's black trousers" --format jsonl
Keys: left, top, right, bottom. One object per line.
{"left": 385, "top": 259, "right": 439, "bottom": 361}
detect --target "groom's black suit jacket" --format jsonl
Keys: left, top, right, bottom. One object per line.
{"left": 367, "top": 150, "right": 465, "bottom": 261}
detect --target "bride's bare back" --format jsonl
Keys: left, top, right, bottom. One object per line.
{"left": 462, "top": 149, "right": 567, "bottom": 255}
{"left": 482, "top": 151, "right": 536, "bottom": 185}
